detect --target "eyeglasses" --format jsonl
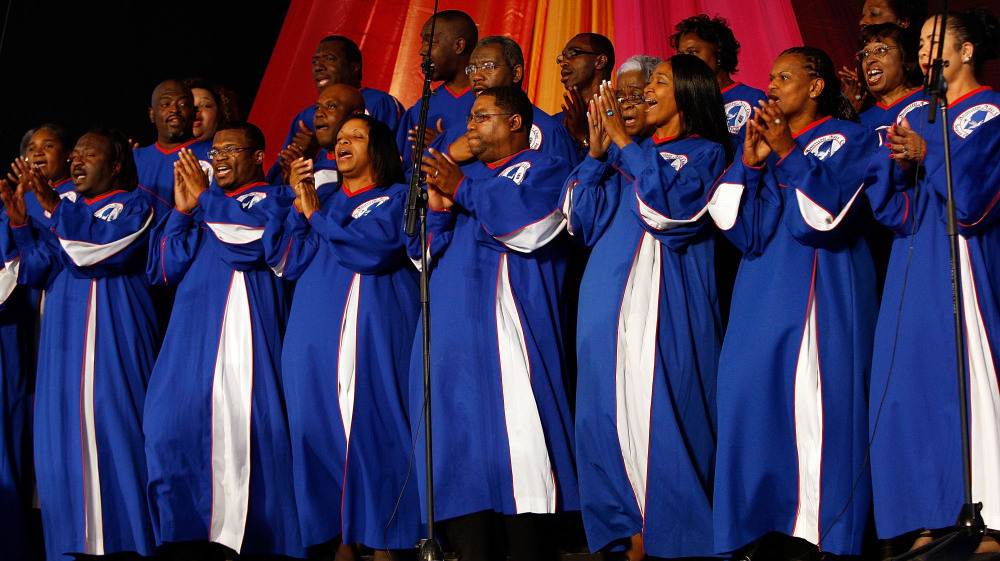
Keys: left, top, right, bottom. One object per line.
{"left": 465, "top": 62, "right": 508, "bottom": 75}
{"left": 465, "top": 112, "right": 514, "bottom": 124}
{"left": 616, "top": 94, "right": 646, "bottom": 107}
{"left": 855, "top": 45, "right": 900, "bottom": 62}
{"left": 556, "top": 47, "right": 601, "bottom": 64}
{"left": 207, "top": 146, "right": 256, "bottom": 159}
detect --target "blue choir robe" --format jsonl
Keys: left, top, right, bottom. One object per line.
{"left": 266, "top": 87, "right": 404, "bottom": 184}
{"left": 707, "top": 116, "right": 880, "bottom": 555}
{"left": 867, "top": 86, "right": 1000, "bottom": 538}
{"left": 10, "top": 189, "right": 158, "bottom": 559}
{"left": 427, "top": 103, "right": 582, "bottom": 169}
{"left": 859, "top": 88, "right": 930, "bottom": 143}
{"left": 564, "top": 135, "right": 725, "bottom": 558}
{"left": 0, "top": 210, "right": 36, "bottom": 561}
{"left": 134, "top": 139, "right": 213, "bottom": 213}
{"left": 396, "top": 84, "right": 475, "bottom": 169}
{"left": 722, "top": 82, "right": 769, "bottom": 146}
{"left": 263, "top": 180, "right": 421, "bottom": 549}
{"left": 407, "top": 149, "right": 579, "bottom": 522}
{"left": 144, "top": 182, "right": 303, "bottom": 557}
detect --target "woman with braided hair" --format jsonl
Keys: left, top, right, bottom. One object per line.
{"left": 708, "top": 46, "right": 881, "bottom": 558}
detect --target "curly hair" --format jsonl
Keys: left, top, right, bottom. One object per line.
{"left": 670, "top": 14, "right": 741, "bottom": 75}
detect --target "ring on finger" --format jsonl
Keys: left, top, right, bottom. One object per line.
{"left": 434, "top": 169, "right": 439, "bottom": 178}
{"left": 606, "top": 109, "right": 614, "bottom": 116}
{"left": 773, "top": 118, "right": 782, "bottom": 125}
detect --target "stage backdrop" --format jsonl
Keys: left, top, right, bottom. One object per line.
{"left": 247, "top": 0, "right": 804, "bottom": 168}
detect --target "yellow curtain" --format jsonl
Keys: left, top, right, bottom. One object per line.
{"left": 525, "top": 0, "right": 615, "bottom": 115}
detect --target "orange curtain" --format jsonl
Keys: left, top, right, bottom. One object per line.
{"left": 250, "top": 0, "right": 803, "bottom": 167}
{"left": 525, "top": 0, "right": 615, "bottom": 115}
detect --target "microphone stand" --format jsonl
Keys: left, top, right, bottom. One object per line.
{"left": 403, "top": 5, "right": 443, "bottom": 561}
{"left": 891, "top": 5, "right": 987, "bottom": 558}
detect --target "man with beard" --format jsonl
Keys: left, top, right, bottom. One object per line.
{"left": 144, "top": 122, "right": 302, "bottom": 561}
{"left": 2, "top": 128, "right": 158, "bottom": 561}
{"left": 133, "top": 79, "right": 212, "bottom": 214}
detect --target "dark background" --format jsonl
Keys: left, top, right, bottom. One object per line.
{"left": 0, "top": 0, "right": 996, "bottom": 164}
{"left": 0, "top": 0, "right": 290, "bottom": 160}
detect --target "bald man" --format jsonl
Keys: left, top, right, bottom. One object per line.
{"left": 396, "top": 10, "right": 478, "bottom": 169}
{"left": 310, "top": 84, "right": 366, "bottom": 187}
{"left": 133, "top": 79, "right": 213, "bottom": 214}
{"left": 270, "top": 35, "right": 404, "bottom": 185}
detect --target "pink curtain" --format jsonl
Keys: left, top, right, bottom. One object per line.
{"left": 611, "top": 0, "right": 802, "bottom": 92}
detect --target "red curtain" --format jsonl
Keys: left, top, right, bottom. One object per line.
{"left": 255, "top": 0, "right": 910, "bottom": 168}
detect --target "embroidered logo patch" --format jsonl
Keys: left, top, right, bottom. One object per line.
{"left": 897, "top": 100, "right": 929, "bottom": 125}
{"left": 93, "top": 202, "right": 124, "bottom": 221}
{"left": 500, "top": 161, "right": 532, "bottom": 185}
{"left": 953, "top": 104, "right": 1000, "bottom": 138}
{"left": 803, "top": 134, "right": 846, "bottom": 161}
{"left": 529, "top": 124, "right": 543, "bottom": 150}
{"left": 659, "top": 151, "right": 689, "bottom": 171}
{"left": 237, "top": 191, "right": 267, "bottom": 210}
{"left": 352, "top": 196, "right": 390, "bottom": 218}
{"left": 725, "top": 100, "right": 752, "bottom": 135}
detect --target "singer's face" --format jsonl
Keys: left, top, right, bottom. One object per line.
{"left": 918, "top": 17, "right": 970, "bottom": 83}
{"left": 466, "top": 95, "right": 512, "bottom": 162}
{"left": 334, "top": 118, "right": 371, "bottom": 179}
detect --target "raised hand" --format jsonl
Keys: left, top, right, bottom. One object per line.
{"left": 562, "top": 86, "right": 589, "bottom": 143}
{"left": 742, "top": 109, "right": 773, "bottom": 167}
{"left": 409, "top": 118, "right": 444, "bottom": 157}
{"left": 24, "top": 163, "right": 59, "bottom": 213}
{"left": 754, "top": 100, "right": 795, "bottom": 159}
{"left": 0, "top": 179, "right": 28, "bottom": 226}
{"left": 176, "top": 148, "right": 210, "bottom": 202}
{"left": 173, "top": 164, "right": 197, "bottom": 213}
{"left": 289, "top": 157, "right": 320, "bottom": 218}
{"left": 887, "top": 117, "right": 926, "bottom": 170}
{"left": 289, "top": 120, "right": 320, "bottom": 160}
{"left": 838, "top": 66, "right": 867, "bottom": 112}
{"left": 420, "top": 147, "right": 462, "bottom": 209}
{"left": 586, "top": 99, "right": 611, "bottom": 160}
{"left": 596, "top": 80, "right": 629, "bottom": 149}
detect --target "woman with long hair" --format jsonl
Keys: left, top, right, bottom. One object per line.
{"left": 263, "top": 114, "right": 420, "bottom": 561}
{"left": 708, "top": 47, "right": 881, "bottom": 558}
{"left": 567, "top": 53, "right": 731, "bottom": 560}
{"left": 868, "top": 7, "right": 1000, "bottom": 554}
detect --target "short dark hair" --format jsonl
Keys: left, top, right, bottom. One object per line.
{"left": 341, "top": 114, "right": 404, "bottom": 187}
{"left": 183, "top": 77, "right": 242, "bottom": 125}
{"left": 215, "top": 121, "right": 267, "bottom": 152}
{"left": 437, "top": 10, "right": 478, "bottom": 51}
{"left": 579, "top": 32, "right": 615, "bottom": 73}
{"left": 670, "top": 14, "right": 741, "bottom": 75}
{"left": 479, "top": 86, "right": 533, "bottom": 132}
{"left": 84, "top": 127, "right": 139, "bottom": 191}
{"left": 477, "top": 36, "right": 524, "bottom": 78}
{"left": 319, "top": 35, "right": 364, "bottom": 80}
{"left": 940, "top": 7, "right": 1000, "bottom": 75}
{"left": 781, "top": 47, "right": 858, "bottom": 122}
{"left": 669, "top": 54, "right": 735, "bottom": 165}
{"left": 859, "top": 23, "right": 923, "bottom": 89}
{"left": 20, "top": 123, "right": 73, "bottom": 157}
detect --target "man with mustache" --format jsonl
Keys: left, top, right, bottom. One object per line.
{"left": 133, "top": 79, "right": 213, "bottom": 215}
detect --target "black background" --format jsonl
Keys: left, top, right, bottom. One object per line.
{"left": 0, "top": 0, "right": 290, "bottom": 161}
